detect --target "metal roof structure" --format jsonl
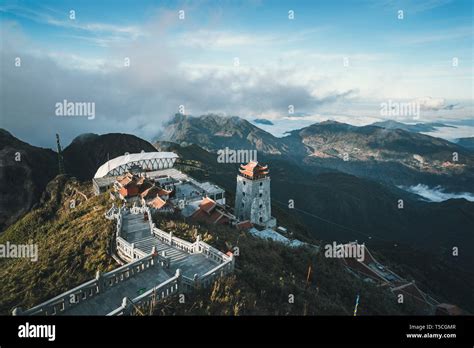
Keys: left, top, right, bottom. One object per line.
{"left": 94, "top": 152, "right": 179, "bottom": 178}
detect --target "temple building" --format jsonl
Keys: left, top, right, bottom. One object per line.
{"left": 234, "top": 161, "right": 276, "bottom": 228}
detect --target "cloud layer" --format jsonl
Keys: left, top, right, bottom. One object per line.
{"left": 1, "top": 15, "right": 354, "bottom": 148}
{"left": 401, "top": 184, "right": 474, "bottom": 202}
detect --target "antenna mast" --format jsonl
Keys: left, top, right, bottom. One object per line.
{"left": 56, "top": 133, "right": 65, "bottom": 174}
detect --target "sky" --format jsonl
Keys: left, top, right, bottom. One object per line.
{"left": 0, "top": 0, "right": 473, "bottom": 147}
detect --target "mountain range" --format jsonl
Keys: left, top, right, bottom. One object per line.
{"left": 1, "top": 114, "right": 473, "bottom": 311}
{"left": 158, "top": 114, "right": 474, "bottom": 192}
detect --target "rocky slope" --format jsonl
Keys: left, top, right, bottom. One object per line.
{"left": 157, "top": 114, "right": 308, "bottom": 156}
{"left": 0, "top": 129, "right": 58, "bottom": 232}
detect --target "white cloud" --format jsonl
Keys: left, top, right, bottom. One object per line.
{"left": 400, "top": 184, "right": 474, "bottom": 202}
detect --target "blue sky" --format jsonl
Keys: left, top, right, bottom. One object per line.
{"left": 1, "top": 0, "right": 473, "bottom": 146}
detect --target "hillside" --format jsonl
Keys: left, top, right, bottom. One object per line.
{"left": 0, "top": 129, "right": 58, "bottom": 232}
{"left": 456, "top": 137, "right": 474, "bottom": 151}
{"left": 0, "top": 129, "right": 471, "bottom": 314}
{"left": 0, "top": 175, "right": 115, "bottom": 314}
{"left": 289, "top": 120, "right": 473, "bottom": 173}
{"left": 0, "top": 173, "right": 426, "bottom": 315}
{"left": 148, "top": 214, "right": 423, "bottom": 315}
{"left": 156, "top": 115, "right": 474, "bottom": 191}
{"left": 63, "top": 133, "right": 157, "bottom": 180}
{"left": 157, "top": 114, "right": 308, "bottom": 156}
{"left": 159, "top": 141, "right": 474, "bottom": 312}
{"left": 371, "top": 120, "right": 455, "bottom": 133}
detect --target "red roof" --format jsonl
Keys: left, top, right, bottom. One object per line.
{"left": 191, "top": 198, "right": 229, "bottom": 225}
{"left": 199, "top": 197, "right": 217, "bottom": 214}
{"left": 157, "top": 188, "right": 172, "bottom": 197}
{"left": 117, "top": 173, "right": 135, "bottom": 187}
{"left": 239, "top": 161, "right": 269, "bottom": 179}
{"left": 148, "top": 196, "right": 167, "bottom": 209}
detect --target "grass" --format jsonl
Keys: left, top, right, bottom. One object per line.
{"left": 151, "top": 213, "right": 424, "bottom": 315}
{"left": 0, "top": 175, "right": 115, "bottom": 314}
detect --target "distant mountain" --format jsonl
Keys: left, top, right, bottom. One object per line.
{"left": 157, "top": 115, "right": 474, "bottom": 193}
{"left": 156, "top": 114, "right": 308, "bottom": 156}
{"left": 285, "top": 120, "right": 474, "bottom": 191}
{"left": 371, "top": 120, "right": 455, "bottom": 133}
{"left": 456, "top": 137, "right": 474, "bottom": 151}
{"left": 253, "top": 118, "right": 274, "bottom": 125}
{"left": 289, "top": 120, "right": 471, "bottom": 166}
{"left": 63, "top": 133, "right": 156, "bottom": 180}
{"left": 0, "top": 129, "right": 58, "bottom": 232}
{"left": 155, "top": 141, "right": 474, "bottom": 312}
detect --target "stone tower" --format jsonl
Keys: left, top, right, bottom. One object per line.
{"left": 234, "top": 161, "right": 276, "bottom": 228}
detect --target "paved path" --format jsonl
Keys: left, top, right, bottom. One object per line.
{"left": 61, "top": 213, "right": 219, "bottom": 315}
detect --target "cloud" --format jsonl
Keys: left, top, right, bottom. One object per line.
{"left": 0, "top": 4, "right": 144, "bottom": 47}
{"left": 412, "top": 96, "right": 459, "bottom": 111}
{"left": 401, "top": 184, "right": 474, "bottom": 202}
{"left": 175, "top": 28, "right": 328, "bottom": 49}
{"left": 1, "top": 17, "right": 354, "bottom": 148}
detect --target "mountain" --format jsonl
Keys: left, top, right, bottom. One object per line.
{"left": 0, "top": 131, "right": 159, "bottom": 231}
{"left": 253, "top": 118, "right": 274, "bottom": 125}
{"left": 456, "top": 137, "right": 474, "bottom": 151}
{"left": 0, "top": 172, "right": 425, "bottom": 316}
{"left": 159, "top": 141, "right": 474, "bottom": 312}
{"left": 285, "top": 120, "right": 474, "bottom": 192}
{"left": 1, "top": 129, "right": 472, "bottom": 313}
{"left": 290, "top": 120, "right": 470, "bottom": 167}
{"left": 157, "top": 115, "right": 474, "bottom": 190}
{"left": 371, "top": 120, "right": 455, "bottom": 133}
{"left": 0, "top": 129, "right": 58, "bottom": 232}
{"left": 0, "top": 175, "right": 116, "bottom": 314}
{"left": 62, "top": 133, "right": 156, "bottom": 180}
{"left": 156, "top": 114, "right": 308, "bottom": 156}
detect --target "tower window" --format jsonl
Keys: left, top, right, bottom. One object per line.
{"left": 259, "top": 193, "right": 262, "bottom": 197}
{"left": 259, "top": 204, "right": 262, "bottom": 208}
{"left": 259, "top": 217, "right": 263, "bottom": 223}
{"left": 243, "top": 181, "right": 246, "bottom": 185}
{"left": 243, "top": 192, "right": 245, "bottom": 196}
{"left": 260, "top": 182, "right": 263, "bottom": 186}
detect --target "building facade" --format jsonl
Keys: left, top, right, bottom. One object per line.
{"left": 234, "top": 161, "right": 276, "bottom": 228}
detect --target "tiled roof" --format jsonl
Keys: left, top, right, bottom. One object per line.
{"left": 140, "top": 186, "right": 161, "bottom": 199}
{"left": 149, "top": 196, "right": 167, "bottom": 209}
{"left": 199, "top": 197, "right": 217, "bottom": 214}
{"left": 239, "top": 161, "right": 269, "bottom": 179}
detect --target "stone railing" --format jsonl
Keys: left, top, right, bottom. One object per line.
{"left": 196, "top": 239, "right": 233, "bottom": 264}
{"left": 13, "top": 253, "right": 161, "bottom": 316}
{"left": 199, "top": 258, "right": 234, "bottom": 288}
{"left": 116, "top": 236, "right": 146, "bottom": 261}
{"left": 107, "top": 255, "right": 234, "bottom": 316}
{"left": 107, "top": 269, "right": 182, "bottom": 316}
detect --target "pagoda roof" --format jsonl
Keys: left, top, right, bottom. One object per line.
{"left": 239, "top": 161, "right": 269, "bottom": 179}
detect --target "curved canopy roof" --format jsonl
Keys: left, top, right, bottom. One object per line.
{"left": 94, "top": 152, "right": 179, "bottom": 178}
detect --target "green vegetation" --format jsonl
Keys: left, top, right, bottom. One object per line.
{"left": 0, "top": 175, "right": 115, "bottom": 314}
{"left": 152, "top": 214, "right": 423, "bottom": 315}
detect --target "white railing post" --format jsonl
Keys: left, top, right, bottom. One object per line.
{"left": 96, "top": 270, "right": 103, "bottom": 292}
